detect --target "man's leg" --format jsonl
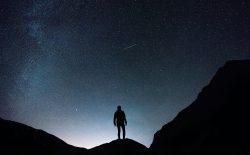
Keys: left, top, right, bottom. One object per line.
{"left": 117, "top": 125, "right": 121, "bottom": 139}
{"left": 121, "top": 125, "right": 125, "bottom": 139}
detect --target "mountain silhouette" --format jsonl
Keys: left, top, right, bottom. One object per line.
{"left": 150, "top": 60, "right": 250, "bottom": 155}
{"left": 2, "top": 60, "right": 250, "bottom": 155}
{"left": 0, "top": 117, "right": 148, "bottom": 155}
{"left": 0, "top": 118, "right": 87, "bottom": 155}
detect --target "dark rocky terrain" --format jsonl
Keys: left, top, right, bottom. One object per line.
{"left": 0, "top": 117, "right": 87, "bottom": 155}
{"left": 150, "top": 60, "right": 250, "bottom": 155}
{"left": 0, "top": 118, "right": 147, "bottom": 155}
{"left": 1, "top": 60, "right": 250, "bottom": 155}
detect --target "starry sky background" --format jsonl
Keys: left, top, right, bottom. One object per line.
{"left": 1, "top": 0, "right": 250, "bottom": 148}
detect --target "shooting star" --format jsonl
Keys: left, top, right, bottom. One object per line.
{"left": 123, "top": 44, "right": 137, "bottom": 51}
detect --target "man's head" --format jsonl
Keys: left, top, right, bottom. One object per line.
{"left": 117, "top": 105, "right": 121, "bottom": 110}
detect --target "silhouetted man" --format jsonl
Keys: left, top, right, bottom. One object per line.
{"left": 113, "top": 105, "right": 127, "bottom": 139}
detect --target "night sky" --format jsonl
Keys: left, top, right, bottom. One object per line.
{"left": 1, "top": 0, "right": 250, "bottom": 148}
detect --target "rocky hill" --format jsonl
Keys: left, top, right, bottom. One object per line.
{"left": 150, "top": 60, "right": 250, "bottom": 155}
{"left": 0, "top": 118, "right": 87, "bottom": 155}
{"left": 0, "top": 118, "right": 148, "bottom": 155}
{"left": 88, "top": 139, "right": 148, "bottom": 155}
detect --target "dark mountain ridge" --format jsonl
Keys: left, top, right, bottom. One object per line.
{"left": 150, "top": 60, "right": 250, "bottom": 155}
{"left": 0, "top": 117, "right": 148, "bottom": 155}
{"left": 1, "top": 60, "right": 250, "bottom": 155}
{"left": 0, "top": 117, "right": 87, "bottom": 154}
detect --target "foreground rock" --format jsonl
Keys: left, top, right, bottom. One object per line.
{"left": 88, "top": 139, "right": 148, "bottom": 155}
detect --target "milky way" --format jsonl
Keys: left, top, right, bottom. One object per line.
{"left": 1, "top": 0, "right": 250, "bottom": 148}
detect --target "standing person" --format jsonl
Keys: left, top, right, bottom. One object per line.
{"left": 113, "top": 105, "right": 127, "bottom": 139}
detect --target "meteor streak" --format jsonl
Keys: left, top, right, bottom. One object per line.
{"left": 123, "top": 44, "right": 137, "bottom": 50}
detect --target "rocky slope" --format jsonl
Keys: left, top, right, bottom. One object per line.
{"left": 150, "top": 60, "right": 250, "bottom": 155}
{"left": 0, "top": 118, "right": 87, "bottom": 155}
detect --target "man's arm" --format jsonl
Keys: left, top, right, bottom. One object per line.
{"left": 113, "top": 112, "right": 116, "bottom": 126}
{"left": 124, "top": 112, "right": 127, "bottom": 125}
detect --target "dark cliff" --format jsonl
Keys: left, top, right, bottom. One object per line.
{"left": 150, "top": 60, "right": 250, "bottom": 155}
